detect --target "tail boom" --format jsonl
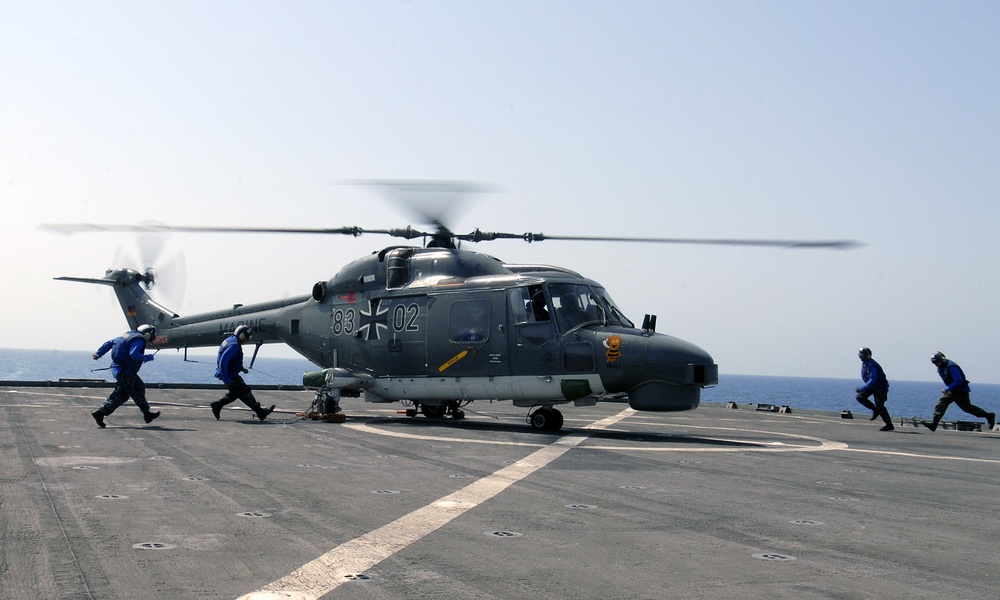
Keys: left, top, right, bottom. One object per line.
{"left": 55, "top": 268, "right": 309, "bottom": 351}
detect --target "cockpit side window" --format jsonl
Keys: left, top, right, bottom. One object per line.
{"left": 508, "top": 285, "right": 555, "bottom": 347}
{"left": 509, "top": 285, "right": 550, "bottom": 323}
{"left": 528, "top": 284, "right": 549, "bottom": 322}
{"left": 508, "top": 287, "right": 530, "bottom": 323}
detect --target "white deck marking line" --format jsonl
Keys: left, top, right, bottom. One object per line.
{"left": 341, "top": 422, "right": 545, "bottom": 448}
{"left": 5, "top": 389, "right": 108, "bottom": 400}
{"left": 238, "top": 408, "right": 635, "bottom": 600}
{"left": 840, "top": 447, "right": 1000, "bottom": 464}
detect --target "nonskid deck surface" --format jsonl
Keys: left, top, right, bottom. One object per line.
{"left": 2, "top": 385, "right": 998, "bottom": 600}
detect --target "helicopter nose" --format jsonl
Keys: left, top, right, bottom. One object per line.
{"left": 625, "top": 334, "right": 718, "bottom": 412}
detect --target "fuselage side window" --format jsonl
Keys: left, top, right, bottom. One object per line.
{"left": 449, "top": 299, "right": 490, "bottom": 344}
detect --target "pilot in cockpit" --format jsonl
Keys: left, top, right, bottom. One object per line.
{"left": 558, "top": 292, "right": 591, "bottom": 329}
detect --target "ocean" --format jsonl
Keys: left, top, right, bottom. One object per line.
{"left": 0, "top": 348, "right": 317, "bottom": 387}
{"left": 3, "top": 348, "right": 998, "bottom": 421}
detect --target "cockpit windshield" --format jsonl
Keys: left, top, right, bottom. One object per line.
{"left": 591, "top": 286, "right": 633, "bottom": 328}
{"left": 549, "top": 283, "right": 633, "bottom": 331}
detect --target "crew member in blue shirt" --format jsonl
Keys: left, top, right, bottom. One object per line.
{"left": 210, "top": 325, "right": 275, "bottom": 421}
{"left": 91, "top": 324, "right": 161, "bottom": 428}
{"left": 855, "top": 347, "right": 893, "bottom": 431}
{"left": 923, "top": 351, "right": 995, "bottom": 432}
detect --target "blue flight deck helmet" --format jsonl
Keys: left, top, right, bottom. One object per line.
{"left": 234, "top": 324, "right": 252, "bottom": 343}
{"left": 931, "top": 351, "right": 946, "bottom": 365}
{"left": 137, "top": 324, "right": 156, "bottom": 342}
{"left": 858, "top": 347, "right": 872, "bottom": 359}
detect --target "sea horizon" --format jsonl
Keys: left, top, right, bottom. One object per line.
{"left": 4, "top": 347, "right": 1000, "bottom": 422}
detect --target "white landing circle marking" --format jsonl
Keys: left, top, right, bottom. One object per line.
{"left": 840, "top": 446, "right": 1000, "bottom": 464}
{"left": 237, "top": 409, "right": 634, "bottom": 600}
{"left": 341, "top": 422, "right": 544, "bottom": 448}
{"left": 344, "top": 416, "right": 848, "bottom": 454}
{"left": 580, "top": 423, "right": 848, "bottom": 454}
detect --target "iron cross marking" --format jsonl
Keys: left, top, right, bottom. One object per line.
{"left": 358, "top": 298, "right": 389, "bottom": 341}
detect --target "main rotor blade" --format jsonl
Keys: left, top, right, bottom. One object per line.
{"left": 41, "top": 223, "right": 381, "bottom": 236}
{"left": 459, "top": 229, "right": 863, "bottom": 249}
{"left": 42, "top": 222, "right": 443, "bottom": 244}
{"left": 41, "top": 223, "right": 862, "bottom": 249}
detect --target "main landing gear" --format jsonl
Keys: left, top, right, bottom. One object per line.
{"left": 405, "top": 401, "right": 465, "bottom": 420}
{"left": 528, "top": 406, "right": 563, "bottom": 432}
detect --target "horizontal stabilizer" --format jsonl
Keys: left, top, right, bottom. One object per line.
{"left": 54, "top": 276, "right": 118, "bottom": 287}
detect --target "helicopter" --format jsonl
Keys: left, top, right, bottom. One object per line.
{"left": 47, "top": 183, "right": 859, "bottom": 431}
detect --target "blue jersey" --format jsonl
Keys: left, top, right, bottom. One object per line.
{"left": 859, "top": 358, "right": 889, "bottom": 394}
{"left": 95, "top": 331, "right": 152, "bottom": 378}
{"left": 215, "top": 335, "right": 244, "bottom": 384}
{"left": 937, "top": 360, "right": 971, "bottom": 393}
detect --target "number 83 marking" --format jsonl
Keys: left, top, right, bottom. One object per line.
{"left": 332, "top": 308, "right": 356, "bottom": 335}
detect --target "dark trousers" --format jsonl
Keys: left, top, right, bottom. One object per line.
{"left": 98, "top": 371, "right": 151, "bottom": 415}
{"left": 217, "top": 375, "right": 263, "bottom": 412}
{"left": 856, "top": 389, "right": 892, "bottom": 426}
{"left": 931, "top": 391, "right": 989, "bottom": 424}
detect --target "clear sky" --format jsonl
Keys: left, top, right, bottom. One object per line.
{"left": 2, "top": 1, "right": 998, "bottom": 384}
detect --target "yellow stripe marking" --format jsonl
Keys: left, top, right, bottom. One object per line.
{"left": 438, "top": 347, "right": 471, "bottom": 372}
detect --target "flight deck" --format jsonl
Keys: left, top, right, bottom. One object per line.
{"left": 2, "top": 384, "right": 997, "bottom": 599}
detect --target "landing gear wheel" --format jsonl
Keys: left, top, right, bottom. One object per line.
{"left": 421, "top": 404, "right": 448, "bottom": 419}
{"left": 447, "top": 401, "right": 465, "bottom": 420}
{"left": 550, "top": 408, "right": 563, "bottom": 431}
{"left": 529, "top": 407, "right": 564, "bottom": 432}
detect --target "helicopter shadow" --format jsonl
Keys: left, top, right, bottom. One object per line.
{"left": 353, "top": 415, "right": 531, "bottom": 436}
{"left": 354, "top": 415, "right": 766, "bottom": 448}
{"left": 580, "top": 428, "right": 763, "bottom": 448}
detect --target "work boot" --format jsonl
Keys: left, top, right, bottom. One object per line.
{"left": 92, "top": 410, "right": 106, "bottom": 428}
{"left": 143, "top": 410, "right": 161, "bottom": 424}
{"left": 255, "top": 404, "right": 275, "bottom": 421}
{"left": 987, "top": 413, "right": 996, "bottom": 430}
{"left": 869, "top": 411, "right": 879, "bottom": 421}
{"left": 210, "top": 401, "right": 223, "bottom": 421}
{"left": 922, "top": 420, "right": 937, "bottom": 432}
{"left": 879, "top": 424, "right": 895, "bottom": 432}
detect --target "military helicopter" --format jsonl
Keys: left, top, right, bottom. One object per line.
{"left": 47, "top": 182, "right": 859, "bottom": 431}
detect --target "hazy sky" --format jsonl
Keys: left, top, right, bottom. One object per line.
{"left": 2, "top": 1, "right": 998, "bottom": 383}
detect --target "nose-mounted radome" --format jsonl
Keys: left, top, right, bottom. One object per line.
{"left": 599, "top": 331, "right": 718, "bottom": 412}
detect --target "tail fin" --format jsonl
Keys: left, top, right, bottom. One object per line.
{"left": 56, "top": 268, "right": 178, "bottom": 333}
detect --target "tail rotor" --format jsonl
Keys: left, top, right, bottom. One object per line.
{"left": 111, "top": 220, "right": 187, "bottom": 312}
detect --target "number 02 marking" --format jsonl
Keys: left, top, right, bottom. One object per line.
{"left": 392, "top": 304, "right": 419, "bottom": 332}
